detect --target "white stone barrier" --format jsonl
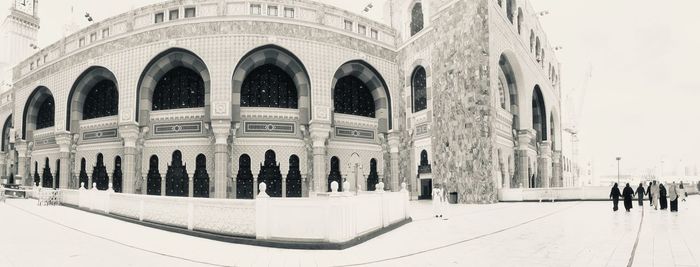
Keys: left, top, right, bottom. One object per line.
{"left": 499, "top": 187, "right": 612, "bottom": 201}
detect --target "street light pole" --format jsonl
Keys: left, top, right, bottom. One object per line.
{"left": 616, "top": 157, "right": 621, "bottom": 184}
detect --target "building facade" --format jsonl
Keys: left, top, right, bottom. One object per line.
{"left": 1, "top": 0, "right": 565, "bottom": 203}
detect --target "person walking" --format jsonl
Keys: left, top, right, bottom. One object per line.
{"left": 635, "top": 183, "right": 646, "bottom": 206}
{"left": 432, "top": 184, "right": 444, "bottom": 218}
{"left": 669, "top": 181, "right": 679, "bottom": 212}
{"left": 679, "top": 182, "right": 687, "bottom": 202}
{"left": 651, "top": 181, "right": 660, "bottom": 210}
{"left": 610, "top": 183, "right": 621, "bottom": 212}
{"left": 647, "top": 182, "right": 653, "bottom": 205}
{"left": 660, "top": 183, "right": 668, "bottom": 210}
{"left": 623, "top": 183, "right": 635, "bottom": 212}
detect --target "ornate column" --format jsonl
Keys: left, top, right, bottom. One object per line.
{"left": 388, "top": 131, "right": 401, "bottom": 192}
{"left": 538, "top": 141, "right": 552, "bottom": 188}
{"left": 551, "top": 150, "right": 562, "bottom": 187}
{"left": 120, "top": 123, "right": 140, "bottom": 194}
{"left": 516, "top": 130, "right": 535, "bottom": 188}
{"left": 211, "top": 120, "right": 231, "bottom": 199}
{"left": 16, "top": 140, "right": 28, "bottom": 186}
{"left": 309, "top": 122, "right": 330, "bottom": 194}
{"left": 56, "top": 131, "right": 72, "bottom": 189}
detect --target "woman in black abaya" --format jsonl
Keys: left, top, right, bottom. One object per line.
{"left": 622, "top": 183, "right": 635, "bottom": 212}
{"left": 635, "top": 183, "right": 645, "bottom": 206}
{"left": 610, "top": 183, "right": 621, "bottom": 212}
{"left": 659, "top": 183, "right": 668, "bottom": 210}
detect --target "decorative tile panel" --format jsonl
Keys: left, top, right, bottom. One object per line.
{"left": 335, "top": 127, "right": 374, "bottom": 140}
{"left": 83, "top": 128, "right": 119, "bottom": 140}
{"left": 244, "top": 122, "right": 295, "bottom": 134}
{"left": 153, "top": 122, "right": 202, "bottom": 135}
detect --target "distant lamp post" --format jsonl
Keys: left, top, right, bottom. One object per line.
{"left": 616, "top": 157, "right": 621, "bottom": 184}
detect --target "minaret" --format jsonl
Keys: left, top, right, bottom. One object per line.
{"left": 0, "top": 0, "right": 40, "bottom": 90}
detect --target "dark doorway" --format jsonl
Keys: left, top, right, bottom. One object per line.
{"left": 55, "top": 159, "right": 60, "bottom": 189}
{"left": 328, "top": 157, "right": 342, "bottom": 192}
{"left": 286, "top": 155, "right": 302, "bottom": 197}
{"left": 420, "top": 179, "right": 433, "bottom": 200}
{"left": 236, "top": 154, "right": 254, "bottom": 199}
{"left": 41, "top": 158, "right": 53, "bottom": 188}
{"left": 257, "top": 150, "right": 282, "bottom": 197}
{"left": 193, "top": 154, "right": 209, "bottom": 198}
{"left": 79, "top": 158, "right": 89, "bottom": 189}
{"left": 33, "top": 161, "right": 40, "bottom": 186}
{"left": 147, "top": 155, "right": 161, "bottom": 195}
{"left": 367, "top": 159, "right": 379, "bottom": 191}
{"left": 113, "top": 156, "right": 122, "bottom": 193}
{"left": 165, "top": 150, "right": 189, "bottom": 197}
{"left": 93, "top": 153, "right": 109, "bottom": 190}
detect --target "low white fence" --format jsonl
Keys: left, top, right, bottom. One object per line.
{"left": 499, "top": 185, "right": 699, "bottom": 202}
{"left": 59, "top": 182, "right": 411, "bottom": 244}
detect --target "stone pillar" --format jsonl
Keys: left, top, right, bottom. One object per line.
{"left": 516, "top": 130, "right": 534, "bottom": 188}
{"left": 188, "top": 172, "right": 194, "bottom": 197}
{"left": 538, "top": 141, "right": 552, "bottom": 188}
{"left": 0, "top": 153, "right": 6, "bottom": 180}
{"left": 309, "top": 122, "right": 330, "bottom": 194}
{"left": 120, "top": 124, "right": 139, "bottom": 194}
{"left": 87, "top": 171, "right": 93, "bottom": 189}
{"left": 388, "top": 131, "right": 401, "bottom": 192}
{"left": 551, "top": 150, "right": 562, "bottom": 187}
{"left": 56, "top": 131, "right": 71, "bottom": 189}
{"left": 212, "top": 121, "right": 231, "bottom": 199}
{"left": 16, "top": 141, "right": 28, "bottom": 186}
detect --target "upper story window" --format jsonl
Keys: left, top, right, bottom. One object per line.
{"left": 152, "top": 67, "right": 205, "bottom": 111}
{"left": 412, "top": 67, "right": 427, "bottom": 112}
{"left": 79, "top": 37, "right": 86, "bottom": 47}
{"left": 344, "top": 20, "right": 353, "bottom": 31}
{"left": 371, "top": 29, "right": 379, "bottom": 40}
{"left": 185, "top": 7, "right": 196, "bottom": 18}
{"left": 90, "top": 32, "right": 97, "bottom": 42}
{"left": 36, "top": 96, "right": 55, "bottom": 130}
{"left": 268, "top": 5, "right": 278, "bottom": 16}
{"left": 155, "top": 12, "right": 164, "bottom": 23}
{"left": 30, "top": 62, "right": 34, "bottom": 70}
{"left": 241, "top": 64, "right": 298, "bottom": 109}
{"left": 410, "top": 2, "right": 424, "bottom": 36}
{"left": 284, "top": 7, "right": 294, "bottom": 18}
{"left": 250, "top": 4, "right": 261, "bottom": 15}
{"left": 358, "top": 24, "right": 366, "bottom": 35}
{"left": 169, "top": 9, "right": 179, "bottom": 20}
{"left": 102, "top": 28, "right": 110, "bottom": 38}
{"left": 517, "top": 8, "right": 523, "bottom": 34}
{"left": 83, "top": 80, "right": 118, "bottom": 120}
{"left": 506, "top": 0, "right": 515, "bottom": 23}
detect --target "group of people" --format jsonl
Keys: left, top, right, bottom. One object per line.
{"left": 610, "top": 181, "right": 687, "bottom": 212}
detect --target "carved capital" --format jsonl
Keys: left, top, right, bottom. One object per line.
{"left": 119, "top": 124, "right": 140, "bottom": 148}
{"left": 309, "top": 121, "right": 331, "bottom": 147}
{"left": 211, "top": 120, "right": 232, "bottom": 145}
{"left": 55, "top": 130, "right": 72, "bottom": 153}
{"left": 387, "top": 131, "right": 401, "bottom": 154}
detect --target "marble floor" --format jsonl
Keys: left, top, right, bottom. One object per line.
{"left": 0, "top": 196, "right": 698, "bottom": 267}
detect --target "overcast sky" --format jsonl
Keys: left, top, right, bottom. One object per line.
{"left": 3, "top": 0, "right": 699, "bottom": 176}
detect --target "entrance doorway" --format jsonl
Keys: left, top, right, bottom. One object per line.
{"left": 419, "top": 177, "right": 432, "bottom": 199}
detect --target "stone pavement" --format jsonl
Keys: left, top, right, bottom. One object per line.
{"left": 0, "top": 196, "right": 698, "bottom": 267}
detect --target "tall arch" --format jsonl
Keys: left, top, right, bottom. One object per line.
{"left": 517, "top": 8, "right": 524, "bottom": 34}
{"left": 93, "top": 153, "right": 109, "bottom": 190}
{"left": 2, "top": 115, "right": 12, "bottom": 152}
{"left": 147, "top": 155, "right": 162, "bottom": 195}
{"left": 136, "top": 48, "right": 211, "bottom": 125}
{"left": 193, "top": 154, "right": 209, "bottom": 198}
{"left": 232, "top": 45, "right": 311, "bottom": 123}
{"left": 530, "top": 30, "right": 535, "bottom": 53}
{"left": 22, "top": 86, "right": 54, "bottom": 139}
{"left": 410, "top": 2, "right": 424, "bottom": 36}
{"left": 41, "top": 158, "right": 52, "bottom": 188}
{"left": 113, "top": 156, "right": 123, "bottom": 193}
{"left": 79, "top": 158, "right": 88, "bottom": 189}
{"left": 257, "top": 150, "right": 282, "bottom": 197}
{"left": 328, "top": 156, "right": 342, "bottom": 192}
{"left": 165, "top": 150, "right": 189, "bottom": 197}
{"left": 66, "top": 66, "right": 119, "bottom": 132}
{"left": 236, "top": 154, "right": 254, "bottom": 199}
{"left": 499, "top": 54, "right": 520, "bottom": 129}
{"left": 506, "top": 0, "right": 515, "bottom": 23}
{"left": 286, "top": 155, "right": 302, "bottom": 197}
{"left": 412, "top": 66, "right": 427, "bottom": 112}
{"left": 532, "top": 85, "right": 547, "bottom": 142}
{"left": 331, "top": 60, "right": 392, "bottom": 132}
{"left": 367, "top": 158, "right": 379, "bottom": 191}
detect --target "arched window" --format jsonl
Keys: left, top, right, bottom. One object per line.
{"left": 193, "top": 154, "right": 209, "bottom": 198}
{"left": 412, "top": 67, "right": 427, "bottom": 112}
{"left": 2, "top": 116, "right": 12, "bottom": 152}
{"left": 535, "top": 37, "right": 541, "bottom": 61}
{"left": 33, "top": 161, "right": 40, "bottom": 186}
{"left": 241, "top": 64, "right": 298, "bottom": 108}
{"left": 410, "top": 2, "right": 424, "bottom": 36}
{"left": 236, "top": 154, "right": 254, "bottom": 199}
{"left": 152, "top": 67, "right": 204, "bottom": 111}
{"left": 165, "top": 150, "right": 189, "bottom": 197}
{"left": 93, "top": 153, "right": 109, "bottom": 190}
{"left": 79, "top": 158, "right": 88, "bottom": 189}
{"left": 113, "top": 156, "right": 122, "bottom": 193}
{"left": 367, "top": 158, "right": 379, "bottom": 191}
{"left": 257, "top": 150, "right": 282, "bottom": 197}
{"left": 333, "top": 76, "right": 375, "bottom": 118}
{"left": 530, "top": 30, "right": 535, "bottom": 53}
{"left": 328, "top": 156, "right": 342, "bottom": 192}
{"left": 147, "top": 155, "right": 162, "bottom": 195}
{"left": 506, "top": 0, "right": 515, "bottom": 23}
{"left": 497, "top": 78, "right": 507, "bottom": 109}
{"left": 36, "top": 96, "right": 54, "bottom": 130}
{"left": 83, "top": 80, "right": 118, "bottom": 120}
{"left": 286, "top": 155, "right": 302, "bottom": 197}
{"left": 517, "top": 8, "right": 523, "bottom": 34}
{"left": 532, "top": 86, "right": 547, "bottom": 142}
{"left": 41, "top": 158, "right": 53, "bottom": 188}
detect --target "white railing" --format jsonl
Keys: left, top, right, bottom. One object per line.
{"left": 58, "top": 181, "right": 410, "bottom": 243}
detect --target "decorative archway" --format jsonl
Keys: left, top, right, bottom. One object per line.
{"left": 410, "top": 2, "right": 424, "bottom": 36}
{"left": 66, "top": 66, "right": 119, "bottom": 132}
{"left": 367, "top": 158, "right": 379, "bottom": 191}
{"left": 328, "top": 156, "right": 342, "bottom": 192}
{"left": 193, "top": 154, "right": 209, "bottom": 198}
{"left": 286, "top": 155, "right": 302, "bottom": 197}
{"left": 412, "top": 66, "right": 427, "bottom": 112}
{"left": 2, "top": 115, "right": 12, "bottom": 152}
{"left": 331, "top": 60, "right": 392, "bottom": 132}
{"left": 257, "top": 150, "right": 282, "bottom": 197}
{"left": 41, "top": 158, "right": 52, "bottom": 188}
{"left": 147, "top": 155, "right": 162, "bottom": 196}
{"left": 22, "top": 86, "right": 54, "bottom": 140}
{"left": 532, "top": 85, "right": 547, "bottom": 142}
{"left": 136, "top": 48, "right": 210, "bottom": 125}
{"left": 165, "top": 150, "right": 189, "bottom": 197}
{"left": 232, "top": 45, "right": 311, "bottom": 123}
{"left": 79, "top": 158, "right": 89, "bottom": 189}
{"left": 236, "top": 154, "right": 254, "bottom": 199}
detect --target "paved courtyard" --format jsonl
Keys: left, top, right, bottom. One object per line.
{"left": 1, "top": 196, "right": 699, "bottom": 267}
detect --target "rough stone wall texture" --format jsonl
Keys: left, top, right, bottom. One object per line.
{"left": 429, "top": 0, "right": 496, "bottom": 203}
